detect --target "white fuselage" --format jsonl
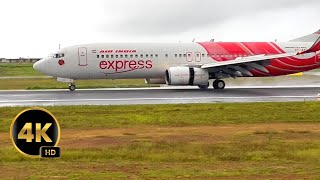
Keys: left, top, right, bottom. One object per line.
{"left": 33, "top": 42, "right": 317, "bottom": 80}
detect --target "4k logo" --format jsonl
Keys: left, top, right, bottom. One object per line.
{"left": 10, "top": 108, "right": 60, "bottom": 158}
{"left": 18, "top": 123, "right": 52, "bottom": 142}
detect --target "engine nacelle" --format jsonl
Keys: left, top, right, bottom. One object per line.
{"left": 165, "top": 67, "right": 209, "bottom": 86}
{"left": 145, "top": 78, "right": 166, "bottom": 84}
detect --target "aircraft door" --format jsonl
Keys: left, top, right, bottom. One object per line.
{"left": 195, "top": 52, "right": 201, "bottom": 62}
{"left": 78, "top": 47, "right": 88, "bottom": 66}
{"left": 186, "top": 52, "right": 193, "bottom": 62}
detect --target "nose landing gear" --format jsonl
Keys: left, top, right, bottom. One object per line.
{"left": 57, "top": 77, "right": 76, "bottom": 91}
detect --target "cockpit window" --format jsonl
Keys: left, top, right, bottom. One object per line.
{"left": 52, "top": 53, "right": 64, "bottom": 58}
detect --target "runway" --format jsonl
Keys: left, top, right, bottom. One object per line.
{"left": 0, "top": 86, "right": 320, "bottom": 107}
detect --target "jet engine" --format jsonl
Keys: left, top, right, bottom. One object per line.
{"left": 165, "top": 67, "right": 209, "bottom": 85}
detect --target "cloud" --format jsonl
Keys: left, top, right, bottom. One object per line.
{"left": 0, "top": 0, "right": 319, "bottom": 57}
{"left": 101, "top": 0, "right": 320, "bottom": 36}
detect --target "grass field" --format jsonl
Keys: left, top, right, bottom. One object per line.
{"left": 0, "top": 78, "right": 154, "bottom": 90}
{"left": 0, "top": 63, "right": 45, "bottom": 77}
{"left": 1, "top": 102, "right": 320, "bottom": 179}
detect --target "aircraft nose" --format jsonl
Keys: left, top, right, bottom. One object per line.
{"left": 33, "top": 59, "right": 45, "bottom": 72}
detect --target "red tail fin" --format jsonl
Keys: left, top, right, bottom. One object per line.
{"left": 290, "top": 29, "right": 320, "bottom": 43}
{"left": 291, "top": 29, "right": 320, "bottom": 53}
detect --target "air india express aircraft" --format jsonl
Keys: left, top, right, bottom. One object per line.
{"left": 33, "top": 29, "right": 320, "bottom": 91}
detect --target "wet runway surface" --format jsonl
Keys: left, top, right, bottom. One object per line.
{"left": 0, "top": 86, "right": 320, "bottom": 107}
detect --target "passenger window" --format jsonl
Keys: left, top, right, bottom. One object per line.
{"left": 155, "top": 54, "right": 159, "bottom": 58}
{"left": 106, "top": 55, "right": 109, "bottom": 58}
{"left": 179, "top": 54, "right": 182, "bottom": 58}
{"left": 150, "top": 54, "right": 153, "bottom": 58}
{"left": 165, "top": 54, "right": 168, "bottom": 58}
{"left": 175, "top": 54, "right": 178, "bottom": 58}
{"left": 97, "top": 55, "right": 100, "bottom": 58}
{"left": 116, "top": 55, "right": 119, "bottom": 58}
{"left": 135, "top": 55, "right": 138, "bottom": 58}
{"left": 102, "top": 55, "right": 104, "bottom": 58}
{"left": 141, "top": 54, "right": 143, "bottom": 58}
{"left": 202, "top": 54, "right": 205, "bottom": 57}
{"left": 125, "top": 55, "right": 128, "bottom": 58}
{"left": 111, "top": 55, "right": 114, "bottom": 58}
{"left": 146, "top": 54, "right": 149, "bottom": 58}
{"left": 183, "top": 54, "right": 186, "bottom": 58}
{"left": 120, "top": 55, "right": 123, "bottom": 58}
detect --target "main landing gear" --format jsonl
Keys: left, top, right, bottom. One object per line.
{"left": 198, "top": 80, "right": 225, "bottom": 90}
{"left": 213, "top": 80, "right": 225, "bottom": 90}
{"left": 198, "top": 82, "right": 210, "bottom": 90}
{"left": 69, "top": 83, "right": 76, "bottom": 91}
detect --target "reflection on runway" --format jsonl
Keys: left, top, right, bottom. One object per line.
{"left": 0, "top": 86, "right": 319, "bottom": 107}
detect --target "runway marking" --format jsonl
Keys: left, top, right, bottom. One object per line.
{"left": 0, "top": 95, "right": 316, "bottom": 104}
{"left": 0, "top": 85, "right": 320, "bottom": 92}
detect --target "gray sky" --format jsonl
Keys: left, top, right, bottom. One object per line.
{"left": 0, "top": 0, "right": 319, "bottom": 58}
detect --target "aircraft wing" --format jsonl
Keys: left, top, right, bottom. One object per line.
{"left": 201, "top": 53, "right": 296, "bottom": 77}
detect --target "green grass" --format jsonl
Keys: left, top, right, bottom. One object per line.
{"left": 1, "top": 134, "right": 320, "bottom": 179}
{"left": 0, "top": 78, "right": 155, "bottom": 90}
{"left": 0, "top": 63, "right": 45, "bottom": 76}
{"left": 1, "top": 102, "right": 320, "bottom": 179}
{"left": 1, "top": 102, "right": 320, "bottom": 131}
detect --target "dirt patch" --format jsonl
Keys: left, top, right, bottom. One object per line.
{"left": 59, "top": 123, "right": 320, "bottom": 148}
{"left": 1, "top": 123, "right": 320, "bottom": 148}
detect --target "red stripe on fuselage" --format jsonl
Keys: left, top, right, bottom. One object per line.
{"left": 197, "top": 42, "right": 320, "bottom": 76}
{"left": 198, "top": 42, "right": 285, "bottom": 62}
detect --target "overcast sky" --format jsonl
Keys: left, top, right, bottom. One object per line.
{"left": 0, "top": 0, "right": 319, "bottom": 58}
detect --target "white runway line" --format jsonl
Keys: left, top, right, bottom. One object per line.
{"left": 0, "top": 85, "right": 320, "bottom": 92}
{"left": 0, "top": 95, "right": 316, "bottom": 104}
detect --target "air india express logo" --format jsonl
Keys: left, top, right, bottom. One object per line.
{"left": 99, "top": 60, "right": 153, "bottom": 74}
{"left": 98, "top": 49, "right": 153, "bottom": 74}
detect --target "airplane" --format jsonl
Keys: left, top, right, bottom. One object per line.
{"left": 33, "top": 29, "right": 320, "bottom": 91}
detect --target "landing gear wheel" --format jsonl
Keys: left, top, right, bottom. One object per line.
{"left": 198, "top": 82, "right": 210, "bottom": 90}
{"left": 213, "top": 80, "right": 225, "bottom": 90}
{"left": 69, "top": 84, "right": 76, "bottom": 91}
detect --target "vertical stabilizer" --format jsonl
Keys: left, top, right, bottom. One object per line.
{"left": 291, "top": 29, "right": 320, "bottom": 53}
{"left": 290, "top": 29, "right": 320, "bottom": 42}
